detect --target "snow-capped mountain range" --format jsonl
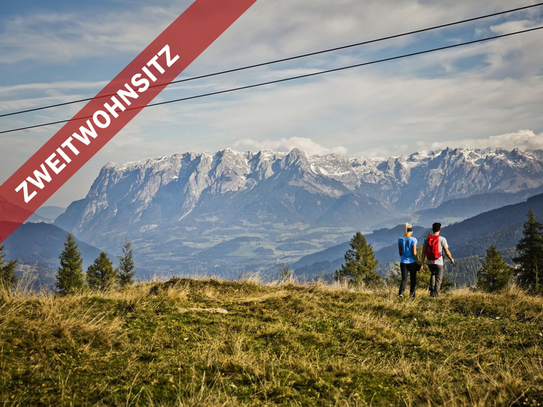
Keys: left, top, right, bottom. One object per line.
{"left": 54, "top": 147, "right": 543, "bottom": 274}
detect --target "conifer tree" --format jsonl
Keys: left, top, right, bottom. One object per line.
{"left": 477, "top": 245, "right": 513, "bottom": 293}
{"left": 87, "top": 252, "right": 118, "bottom": 291}
{"left": 56, "top": 233, "right": 85, "bottom": 295}
{"left": 514, "top": 210, "right": 543, "bottom": 293}
{"left": 118, "top": 240, "right": 136, "bottom": 288}
{"left": 335, "top": 232, "right": 380, "bottom": 287}
{"left": 0, "top": 245, "right": 18, "bottom": 291}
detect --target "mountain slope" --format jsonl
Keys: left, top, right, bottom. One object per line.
{"left": 55, "top": 147, "right": 543, "bottom": 275}
{"left": 292, "top": 224, "right": 426, "bottom": 270}
{"left": 411, "top": 188, "right": 543, "bottom": 226}
{"left": 2, "top": 222, "right": 103, "bottom": 269}
{"left": 296, "top": 193, "right": 543, "bottom": 283}
{"left": 35, "top": 206, "right": 66, "bottom": 221}
{"left": 372, "top": 193, "right": 543, "bottom": 264}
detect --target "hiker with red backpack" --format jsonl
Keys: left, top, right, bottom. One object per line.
{"left": 421, "top": 222, "right": 455, "bottom": 297}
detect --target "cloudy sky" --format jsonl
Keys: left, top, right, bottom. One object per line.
{"left": 1, "top": 0, "right": 543, "bottom": 207}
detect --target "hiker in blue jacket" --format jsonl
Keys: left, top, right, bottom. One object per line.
{"left": 421, "top": 222, "right": 455, "bottom": 297}
{"left": 398, "top": 223, "right": 421, "bottom": 298}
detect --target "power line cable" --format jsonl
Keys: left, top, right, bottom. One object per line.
{"left": 1, "top": 2, "right": 542, "bottom": 119}
{"left": 1, "top": 25, "right": 542, "bottom": 135}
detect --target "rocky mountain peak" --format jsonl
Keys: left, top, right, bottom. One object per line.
{"left": 55, "top": 146, "right": 543, "bottom": 256}
{"left": 283, "top": 148, "right": 310, "bottom": 169}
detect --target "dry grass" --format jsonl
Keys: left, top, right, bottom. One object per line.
{"left": 1, "top": 279, "right": 542, "bottom": 406}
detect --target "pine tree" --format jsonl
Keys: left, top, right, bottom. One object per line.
{"left": 56, "top": 233, "right": 85, "bottom": 295}
{"left": 118, "top": 240, "right": 136, "bottom": 288}
{"left": 87, "top": 252, "right": 118, "bottom": 291}
{"left": 514, "top": 210, "right": 543, "bottom": 293}
{"left": 335, "top": 232, "right": 380, "bottom": 287}
{"left": 477, "top": 245, "right": 513, "bottom": 293}
{"left": 0, "top": 245, "right": 18, "bottom": 291}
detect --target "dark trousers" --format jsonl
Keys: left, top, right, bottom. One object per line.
{"left": 399, "top": 262, "right": 418, "bottom": 297}
{"left": 428, "top": 264, "right": 444, "bottom": 297}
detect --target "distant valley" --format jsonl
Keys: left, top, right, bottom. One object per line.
{"left": 296, "top": 193, "right": 543, "bottom": 285}
{"left": 12, "top": 146, "right": 542, "bottom": 281}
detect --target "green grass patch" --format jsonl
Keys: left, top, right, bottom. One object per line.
{"left": 0, "top": 280, "right": 542, "bottom": 406}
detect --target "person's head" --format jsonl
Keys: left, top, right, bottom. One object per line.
{"left": 404, "top": 223, "right": 413, "bottom": 237}
{"left": 432, "top": 222, "right": 442, "bottom": 234}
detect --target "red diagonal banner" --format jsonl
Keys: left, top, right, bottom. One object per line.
{"left": 0, "top": 0, "right": 257, "bottom": 244}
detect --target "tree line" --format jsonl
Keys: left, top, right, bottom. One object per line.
{"left": 2, "top": 210, "right": 543, "bottom": 295}
{"left": 334, "top": 210, "right": 543, "bottom": 295}
{"left": 0, "top": 233, "right": 136, "bottom": 295}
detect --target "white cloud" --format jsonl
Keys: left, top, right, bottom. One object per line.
{"left": 183, "top": 68, "right": 543, "bottom": 158}
{"left": 0, "top": 3, "right": 191, "bottom": 64}
{"left": 0, "top": 80, "right": 108, "bottom": 96}
{"left": 190, "top": 0, "right": 542, "bottom": 73}
{"left": 234, "top": 137, "right": 347, "bottom": 155}
{"left": 424, "top": 129, "right": 543, "bottom": 151}
{"left": 0, "top": 79, "right": 112, "bottom": 116}
{"left": 355, "top": 145, "right": 410, "bottom": 158}
{"left": 2, "top": 0, "right": 536, "bottom": 68}
{"left": 489, "top": 19, "right": 536, "bottom": 35}
{"left": 3, "top": 0, "right": 543, "bottom": 208}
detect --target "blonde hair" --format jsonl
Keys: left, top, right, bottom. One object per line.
{"left": 404, "top": 223, "right": 413, "bottom": 236}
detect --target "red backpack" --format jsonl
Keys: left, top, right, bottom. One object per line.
{"left": 425, "top": 235, "right": 441, "bottom": 261}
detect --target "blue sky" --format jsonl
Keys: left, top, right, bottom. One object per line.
{"left": 1, "top": 0, "right": 543, "bottom": 207}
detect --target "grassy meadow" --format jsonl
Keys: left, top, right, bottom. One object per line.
{"left": 1, "top": 278, "right": 542, "bottom": 406}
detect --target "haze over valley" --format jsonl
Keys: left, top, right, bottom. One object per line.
{"left": 29, "top": 146, "right": 543, "bottom": 280}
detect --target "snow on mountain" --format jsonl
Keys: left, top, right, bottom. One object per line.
{"left": 54, "top": 147, "right": 543, "bottom": 275}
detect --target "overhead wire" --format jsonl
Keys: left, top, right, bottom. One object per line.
{"left": 1, "top": 25, "right": 542, "bottom": 135}
{"left": 1, "top": 1, "right": 542, "bottom": 119}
